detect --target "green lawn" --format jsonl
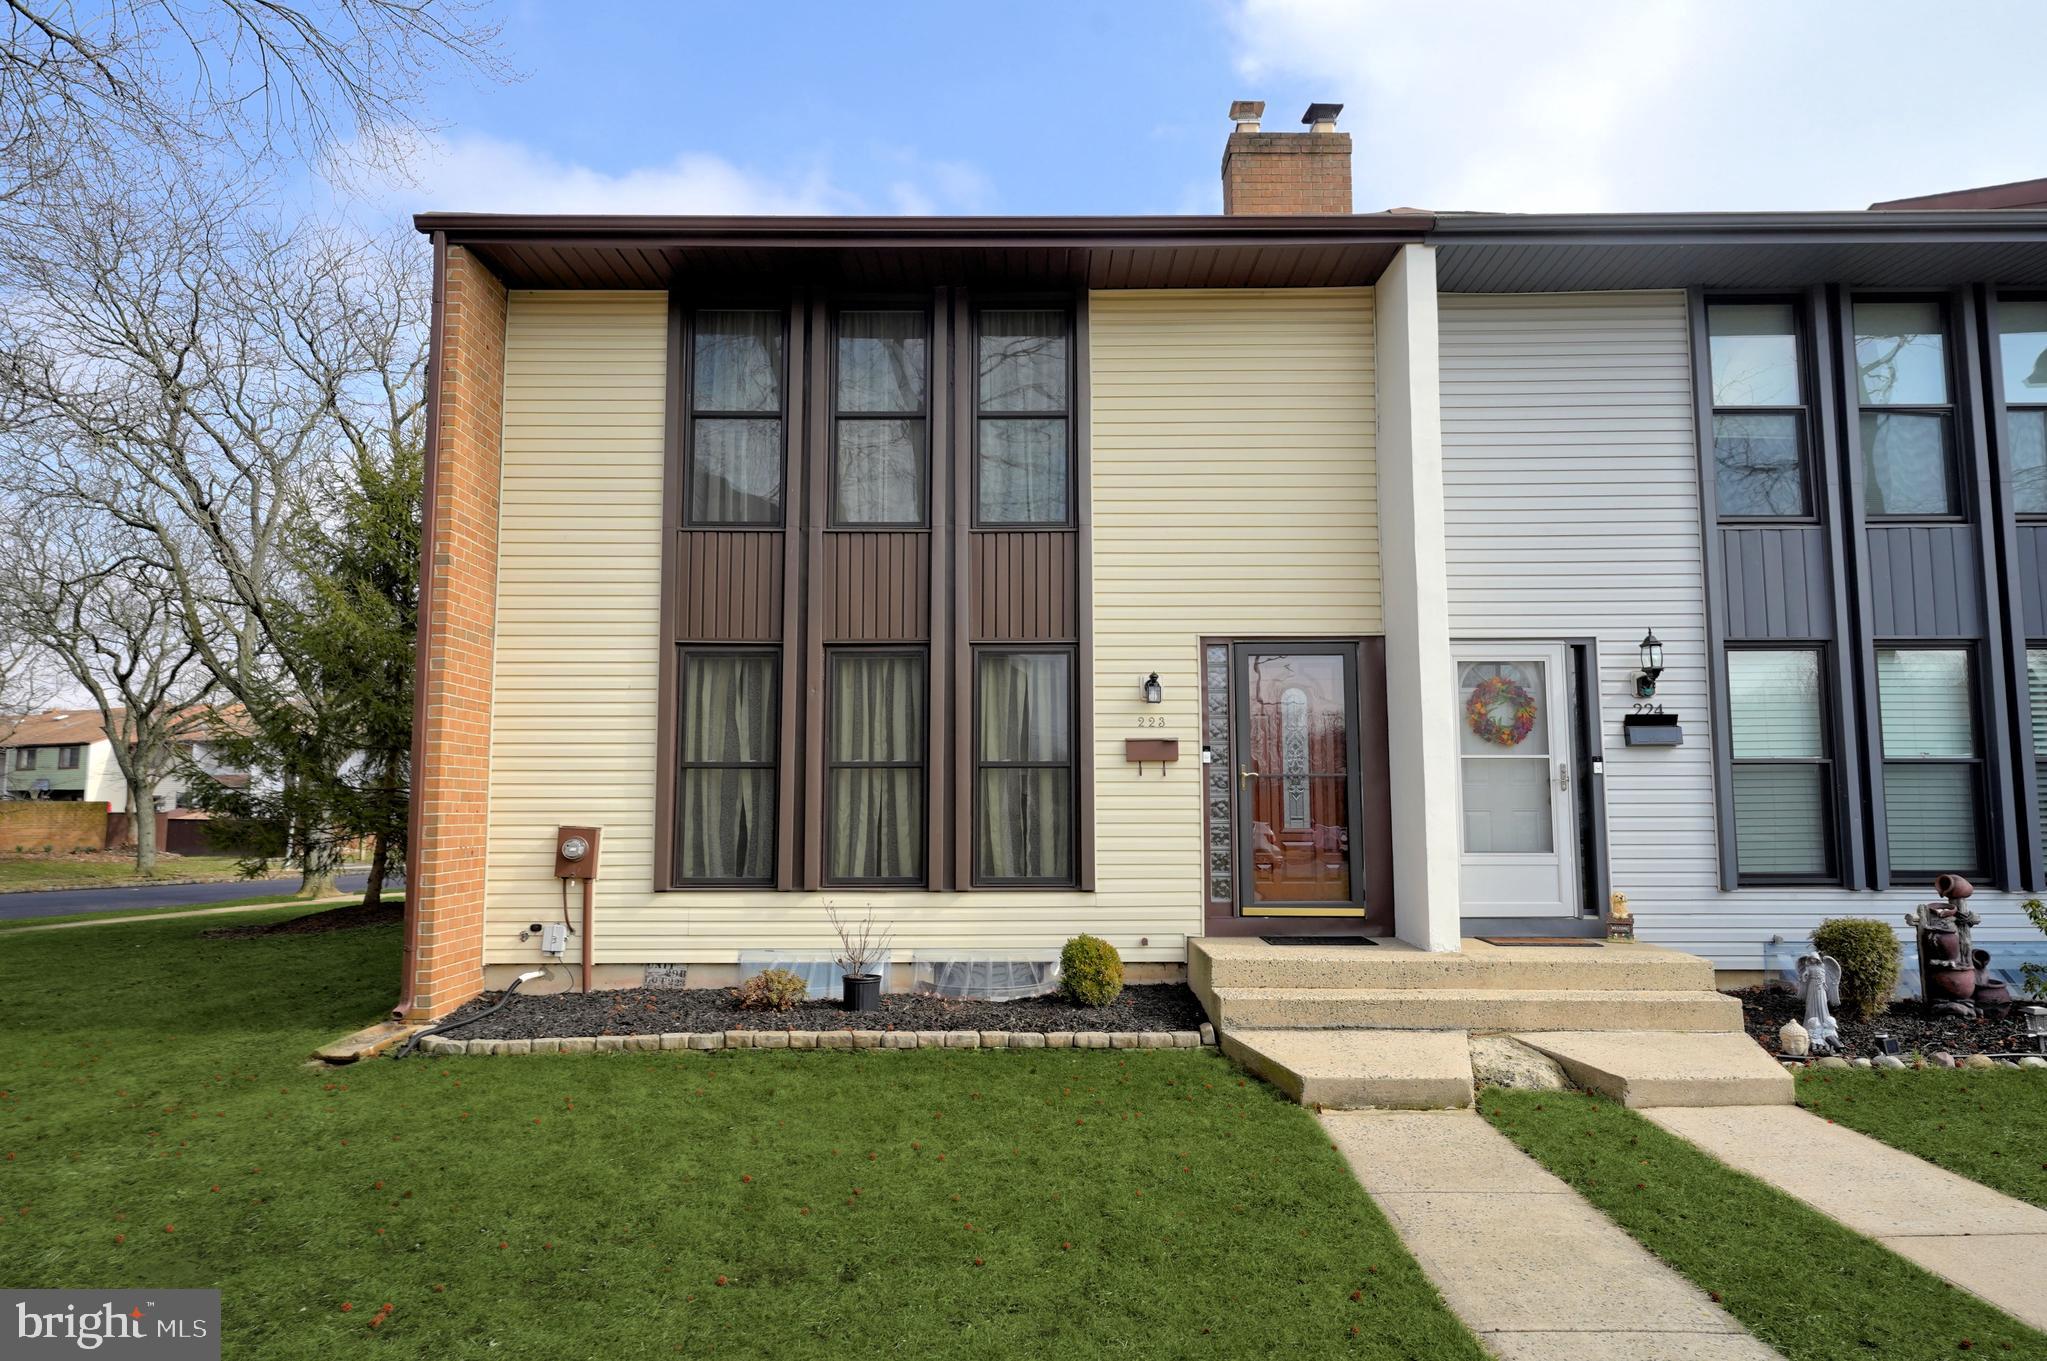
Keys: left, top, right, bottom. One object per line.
{"left": 1482, "top": 1090, "right": 2045, "bottom": 1361}
{"left": 1797, "top": 1068, "right": 2047, "bottom": 1209}
{"left": 0, "top": 914, "right": 1482, "bottom": 1360}
{"left": 0, "top": 853, "right": 248, "bottom": 892}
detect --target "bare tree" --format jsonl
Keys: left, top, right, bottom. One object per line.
{"left": 0, "top": 511, "right": 210, "bottom": 870}
{"left": 0, "top": 0, "right": 506, "bottom": 210}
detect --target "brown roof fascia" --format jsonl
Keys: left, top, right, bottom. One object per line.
{"left": 410, "top": 211, "right": 1436, "bottom": 247}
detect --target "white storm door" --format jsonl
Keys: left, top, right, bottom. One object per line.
{"left": 1453, "top": 643, "right": 1579, "bottom": 918}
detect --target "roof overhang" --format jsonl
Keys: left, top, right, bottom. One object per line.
{"left": 412, "top": 212, "right": 1434, "bottom": 291}
{"left": 1430, "top": 210, "right": 2047, "bottom": 293}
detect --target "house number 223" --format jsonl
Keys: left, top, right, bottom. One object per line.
{"left": 1135, "top": 715, "right": 1169, "bottom": 728}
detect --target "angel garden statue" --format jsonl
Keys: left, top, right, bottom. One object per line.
{"left": 1796, "top": 953, "right": 1843, "bottom": 1055}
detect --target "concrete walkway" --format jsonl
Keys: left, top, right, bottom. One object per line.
{"left": 1649, "top": 1105, "right": 2047, "bottom": 1333}
{"left": 1324, "top": 1110, "right": 1780, "bottom": 1361}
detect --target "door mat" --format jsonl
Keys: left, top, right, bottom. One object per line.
{"left": 1477, "top": 936, "right": 1602, "bottom": 947}
{"left": 1260, "top": 935, "right": 1377, "bottom": 947}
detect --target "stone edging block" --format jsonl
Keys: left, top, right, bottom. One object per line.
{"left": 416, "top": 1027, "right": 1218, "bottom": 1057}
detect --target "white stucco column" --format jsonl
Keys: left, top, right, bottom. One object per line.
{"left": 1374, "top": 244, "right": 1462, "bottom": 951}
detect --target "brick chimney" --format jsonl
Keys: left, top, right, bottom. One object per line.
{"left": 1221, "top": 101, "right": 1352, "bottom": 214}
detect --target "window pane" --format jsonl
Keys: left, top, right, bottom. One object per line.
{"left": 690, "top": 419, "right": 782, "bottom": 523}
{"left": 1884, "top": 763, "right": 1980, "bottom": 872}
{"left": 1855, "top": 300, "right": 1949, "bottom": 405}
{"left": 677, "top": 769, "right": 775, "bottom": 881}
{"left": 978, "top": 418, "right": 1069, "bottom": 523}
{"left": 834, "top": 419, "right": 925, "bottom": 523}
{"left": 1459, "top": 756, "right": 1553, "bottom": 853}
{"left": 2029, "top": 648, "right": 2047, "bottom": 757}
{"left": 1861, "top": 411, "right": 1954, "bottom": 515}
{"left": 827, "top": 769, "right": 924, "bottom": 880}
{"left": 978, "top": 652, "right": 1072, "bottom": 763}
{"left": 977, "top": 768, "right": 1074, "bottom": 881}
{"left": 2010, "top": 409, "right": 2047, "bottom": 515}
{"left": 1999, "top": 300, "right": 2047, "bottom": 400}
{"left": 1877, "top": 648, "right": 1974, "bottom": 758}
{"left": 679, "top": 654, "right": 776, "bottom": 763}
{"left": 1728, "top": 650, "right": 1824, "bottom": 758}
{"left": 1733, "top": 765, "right": 1830, "bottom": 876}
{"left": 830, "top": 654, "right": 924, "bottom": 763}
{"left": 1457, "top": 661, "right": 1549, "bottom": 756}
{"left": 1713, "top": 412, "right": 1807, "bottom": 516}
{"left": 836, "top": 311, "right": 927, "bottom": 412}
{"left": 693, "top": 311, "right": 781, "bottom": 412}
{"left": 1708, "top": 303, "right": 1800, "bottom": 407}
{"left": 978, "top": 310, "right": 1068, "bottom": 412}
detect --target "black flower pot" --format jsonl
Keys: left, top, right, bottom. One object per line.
{"left": 842, "top": 973, "right": 881, "bottom": 1012}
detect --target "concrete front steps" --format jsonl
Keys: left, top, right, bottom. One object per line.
{"left": 1191, "top": 937, "right": 1743, "bottom": 1035}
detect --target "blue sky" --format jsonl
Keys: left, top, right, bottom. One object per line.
{"left": 377, "top": 0, "right": 2047, "bottom": 220}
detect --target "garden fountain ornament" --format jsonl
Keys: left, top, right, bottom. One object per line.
{"left": 1795, "top": 952, "right": 1843, "bottom": 1055}
{"left": 1906, "top": 873, "right": 2012, "bottom": 1019}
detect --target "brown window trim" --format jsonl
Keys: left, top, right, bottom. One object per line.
{"left": 1850, "top": 292, "right": 1967, "bottom": 523}
{"left": 970, "top": 298, "right": 1077, "bottom": 531}
{"left": 826, "top": 302, "right": 934, "bottom": 531}
{"left": 1702, "top": 293, "right": 1822, "bottom": 525}
{"left": 670, "top": 646, "right": 782, "bottom": 888}
{"left": 971, "top": 644, "right": 1080, "bottom": 888}
{"left": 822, "top": 646, "right": 929, "bottom": 888}
{"left": 680, "top": 305, "right": 792, "bottom": 530}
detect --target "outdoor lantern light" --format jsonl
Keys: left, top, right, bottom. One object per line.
{"left": 1635, "top": 629, "right": 1665, "bottom": 699}
{"left": 1142, "top": 673, "right": 1164, "bottom": 704}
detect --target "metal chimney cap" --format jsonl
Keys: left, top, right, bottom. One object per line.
{"left": 1302, "top": 102, "right": 1344, "bottom": 130}
{"left": 1229, "top": 100, "right": 1265, "bottom": 132}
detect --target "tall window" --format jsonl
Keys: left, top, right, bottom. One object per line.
{"left": 1855, "top": 300, "right": 1958, "bottom": 516}
{"left": 2028, "top": 648, "right": 2047, "bottom": 871}
{"left": 975, "top": 650, "right": 1075, "bottom": 884}
{"left": 826, "top": 651, "right": 926, "bottom": 884}
{"left": 1876, "top": 647, "right": 1983, "bottom": 877}
{"left": 687, "top": 310, "right": 785, "bottom": 526}
{"left": 1726, "top": 649, "right": 1835, "bottom": 880}
{"left": 976, "top": 309, "right": 1071, "bottom": 525}
{"left": 2000, "top": 300, "right": 2047, "bottom": 515}
{"left": 14, "top": 748, "right": 35, "bottom": 771}
{"left": 674, "top": 651, "right": 778, "bottom": 884}
{"left": 1707, "top": 301, "right": 1810, "bottom": 517}
{"left": 832, "top": 311, "right": 929, "bottom": 526}
{"left": 57, "top": 746, "right": 80, "bottom": 770}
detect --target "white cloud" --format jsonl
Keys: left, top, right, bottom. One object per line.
{"left": 367, "top": 132, "right": 991, "bottom": 217}
{"left": 1225, "top": 0, "right": 2047, "bottom": 212}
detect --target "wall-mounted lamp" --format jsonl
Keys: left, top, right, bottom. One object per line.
{"left": 1634, "top": 629, "right": 1665, "bottom": 699}
{"left": 1142, "top": 672, "right": 1163, "bottom": 704}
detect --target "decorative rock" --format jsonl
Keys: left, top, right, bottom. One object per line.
{"left": 531, "top": 1037, "right": 561, "bottom": 1054}
{"left": 787, "top": 1031, "right": 816, "bottom": 1049}
{"left": 1851, "top": 1057, "right": 1873, "bottom": 1069}
{"left": 1874, "top": 1054, "right": 1906, "bottom": 1070}
{"left": 1777, "top": 1020, "right": 1811, "bottom": 1057}
{"left": 631, "top": 1034, "right": 661, "bottom": 1052}
{"left": 818, "top": 1031, "right": 853, "bottom": 1049}
{"left": 594, "top": 1036, "right": 627, "bottom": 1053}
{"left": 754, "top": 1031, "right": 789, "bottom": 1050}
{"left": 980, "top": 1032, "right": 1009, "bottom": 1049}
{"left": 1110, "top": 1032, "right": 1140, "bottom": 1050}
{"left": 1815, "top": 1056, "right": 1851, "bottom": 1070}
{"left": 420, "top": 1035, "right": 456, "bottom": 1056}
{"left": 2019, "top": 1056, "right": 2047, "bottom": 1069}
{"left": 1931, "top": 1050, "right": 1956, "bottom": 1068}
{"left": 559, "top": 1037, "right": 595, "bottom": 1054}
{"left": 1963, "top": 1054, "right": 1997, "bottom": 1069}
{"left": 916, "top": 1031, "right": 947, "bottom": 1048}
{"left": 1172, "top": 1031, "right": 1199, "bottom": 1049}
{"left": 854, "top": 1031, "right": 883, "bottom": 1049}
{"left": 946, "top": 1031, "right": 980, "bottom": 1048}
{"left": 689, "top": 1033, "right": 722, "bottom": 1051}
{"left": 1139, "top": 1032, "right": 1170, "bottom": 1049}
{"left": 1045, "top": 1031, "right": 1074, "bottom": 1049}
{"left": 884, "top": 1032, "right": 916, "bottom": 1049}
{"left": 1010, "top": 1032, "right": 1046, "bottom": 1048}
{"left": 1469, "top": 1035, "right": 1572, "bottom": 1092}
{"left": 1781, "top": 1060, "right": 1804, "bottom": 1072}
{"left": 1076, "top": 1031, "right": 1108, "bottom": 1050}
{"left": 1996, "top": 1058, "right": 2021, "bottom": 1069}
{"left": 658, "top": 1033, "right": 686, "bottom": 1051}
{"left": 502, "top": 1039, "right": 532, "bottom": 1056}
{"left": 469, "top": 1039, "right": 498, "bottom": 1056}
{"left": 1199, "top": 1023, "right": 1216, "bottom": 1047}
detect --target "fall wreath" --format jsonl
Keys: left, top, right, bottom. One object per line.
{"left": 1466, "top": 674, "right": 1538, "bottom": 747}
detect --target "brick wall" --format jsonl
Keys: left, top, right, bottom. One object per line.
{"left": 403, "top": 244, "right": 509, "bottom": 1020}
{"left": 1222, "top": 131, "right": 1353, "bottom": 214}
{"left": 1, "top": 801, "right": 113, "bottom": 854}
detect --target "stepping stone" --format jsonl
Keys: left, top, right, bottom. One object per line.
{"left": 1649, "top": 1104, "right": 2047, "bottom": 1332}
{"left": 1221, "top": 1029, "right": 1472, "bottom": 1109}
{"left": 1324, "top": 1111, "right": 1780, "bottom": 1360}
{"left": 1515, "top": 1030, "right": 1793, "bottom": 1107}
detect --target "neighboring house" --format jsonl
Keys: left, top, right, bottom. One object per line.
{"left": 394, "top": 100, "right": 2047, "bottom": 1021}
{"left": 1, "top": 706, "right": 251, "bottom": 812}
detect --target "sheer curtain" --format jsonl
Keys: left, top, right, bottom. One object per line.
{"left": 828, "top": 653, "right": 924, "bottom": 881}
{"left": 676, "top": 654, "right": 776, "bottom": 881}
{"left": 834, "top": 311, "right": 927, "bottom": 524}
{"left": 690, "top": 311, "right": 783, "bottom": 524}
{"left": 976, "top": 652, "right": 1073, "bottom": 881}
{"left": 977, "top": 309, "right": 1069, "bottom": 524}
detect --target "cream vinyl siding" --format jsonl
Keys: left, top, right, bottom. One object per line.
{"left": 1441, "top": 292, "right": 2031, "bottom": 967}
{"left": 483, "top": 287, "right": 1378, "bottom": 966}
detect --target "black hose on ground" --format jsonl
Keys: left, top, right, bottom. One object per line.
{"left": 391, "top": 970, "right": 546, "bottom": 1060}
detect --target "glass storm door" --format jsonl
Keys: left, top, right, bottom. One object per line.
{"left": 1454, "top": 643, "right": 1579, "bottom": 919}
{"left": 1232, "top": 645, "right": 1366, "bottom": 917}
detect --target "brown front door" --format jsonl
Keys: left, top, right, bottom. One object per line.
{"left": 1232, "top": 645, "right": 1367, "bottom": 917}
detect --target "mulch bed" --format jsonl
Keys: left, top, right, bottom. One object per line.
{"left": 441, "top": 983, "right": 1207, "bottom": 1040}
{"left": 1733, "top": 984, "right": 2035, "bottom": 1059}
{"left": 205, "top": 900, "right": 402, "bottom": 939}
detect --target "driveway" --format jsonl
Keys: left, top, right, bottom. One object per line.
{"left": 0, "top": 872, "right": 400, "bottom": 921}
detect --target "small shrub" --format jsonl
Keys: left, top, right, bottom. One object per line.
{"left": 1810, "top": 918, "right": 1901, "bottom": 1021}
{"left": 735, "top": 968, "right": 808, "bottom": 1012}
{"left": 2022, "top": 899, "right": 2047, "bottom": 1000}
{"left": 1060, "top": 934, "right": 1123, "bottom": 1008}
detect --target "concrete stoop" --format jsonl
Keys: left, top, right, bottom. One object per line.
{"left": 1223, "top": 1028, "right": 1474, "bottom": 1109}
{"left": 1515, "top": 1031, "right": 1794, "bottom": 1108}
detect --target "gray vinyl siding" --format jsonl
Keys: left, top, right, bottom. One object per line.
{"left": 1441, "top": 291, "right": 2037, "bottom": 968}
